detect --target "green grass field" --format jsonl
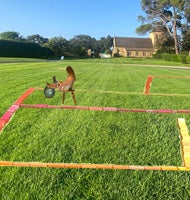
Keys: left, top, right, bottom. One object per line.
{"left": 1, "top": 57, "right": 190, "bottom": 199}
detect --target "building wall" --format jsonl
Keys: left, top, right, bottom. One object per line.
{"left": 149, "top": 31, "right": 166, "bottom": 49}
{"left": 128, "top": 50, "right": 153, "bottom": 57}
{"left": 112, "top": 37, "right": 118, "bottom": 56}
{"left": 113, "top": 47, "right": 153, "bottom": 58}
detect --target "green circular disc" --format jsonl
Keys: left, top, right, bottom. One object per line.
{"left": 44, "top": 86, "right": 55, "bottom": 98}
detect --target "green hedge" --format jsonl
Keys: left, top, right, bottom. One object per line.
{"left": 153, "top": 53, "right": 190, "bottom": 64}
{"left": 186, "top": 55, "right": 190, "bottom": 63}
{"left": 0, "top": 40, "right": 54, "bottom": 58}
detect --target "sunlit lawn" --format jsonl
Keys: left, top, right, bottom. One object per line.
{"left": 1, "top": 58, "right": 190, "bottom": 199}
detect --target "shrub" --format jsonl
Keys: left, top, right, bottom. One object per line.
{"left": 153, "top": 53, "right": 189, "bottom": 63}
{"left": 153, "top": 53, "right": 162, "bottom": 59}
{"left": 186, "top": 56, "right": 190, "bottom": 63}
{"left": 180, "top": 54, "right": 187, "bottom": 64}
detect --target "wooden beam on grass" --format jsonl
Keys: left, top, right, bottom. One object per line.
{"left": 178, "top": 118, "right": 190, "bottom": 167}
{"left": 0, "top": 160, "right": 190, "bottom": 171}
{"left": 14, "top": 88, "right": 36, "bottom": 104}
{"left": 19, "top": 103, "right": 190, "bottom": 114}
{"left": 144, "top": 75, "right": 153, "bottom": 95}
{"left": 0, "top": 104, "right": 19, "bottom": 133}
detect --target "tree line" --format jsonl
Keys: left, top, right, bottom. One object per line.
{"left": 0, "top": 31, "right": 113, "bottom": 59}
{"left": 1, "top": 1, "right": 190, "bottom": 59}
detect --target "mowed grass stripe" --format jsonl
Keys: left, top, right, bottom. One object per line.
{"left": 1, "top": 58, "right": 190, "bottom": 199}
{"left": 0, "top": 107, "right": 181, "bottom": 166}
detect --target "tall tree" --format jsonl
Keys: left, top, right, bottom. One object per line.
{"left": 26, "top": 34, "right": 48, "bottom": 46}
{"left": 92, "top": 35, "right": 113, "bottom": 56}
{"left": 43, "top": 36, "right": 69, "bottom": 57}
{"left": 69, "top": 35, "right": 96, "bottom": 57}
{"left": 136, "top": 0, "right": 190, "bottom": 54}
{"left": 0, "top": 31, "right": 23, "bottom": 41}
{"left": 99, "top": 35, "right": 113, "bottom": 52}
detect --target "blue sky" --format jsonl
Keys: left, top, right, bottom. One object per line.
{"left": 0, "top": 0, "right": 146, "bottom": 40}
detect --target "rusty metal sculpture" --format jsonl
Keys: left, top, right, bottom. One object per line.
{"left": 44, "top": 66, "right": 76, "bottom": 105}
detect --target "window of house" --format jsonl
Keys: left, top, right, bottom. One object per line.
{"left": 143, "top": 51, "right": 146, "bottom": 56}
{"left": 127, "top": 51, "right": 131, "bottom": 57}
{"left": 136, "top": 51, "right": 139, "bottom": 56}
